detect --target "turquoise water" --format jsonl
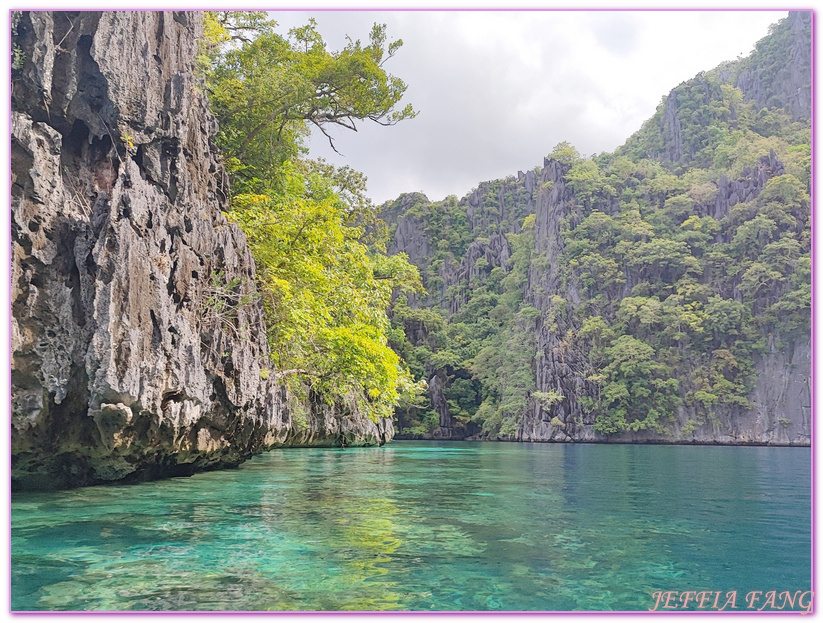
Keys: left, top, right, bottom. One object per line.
{"left": 12, "top": 442, "right": 811, "bottom": 611}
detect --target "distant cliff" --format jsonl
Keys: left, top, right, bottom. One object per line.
{"left": 11, "top": 11, "right": 391, "bottom": 491}
{"left": 385, "top": 11, "right": 810, "bottom": 446}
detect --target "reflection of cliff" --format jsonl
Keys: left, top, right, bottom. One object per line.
{"left": 12, "top": 442, "right": 809, "bottom": 610}
{"left": 334, "top": 497, "right": 404, "bottom": 610}
{"left": 253, "top": 449, "right": 404, "bottom": 610}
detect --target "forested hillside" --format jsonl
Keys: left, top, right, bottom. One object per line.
{"left": 384, "top": 11, "right": 811, "bottom": 444}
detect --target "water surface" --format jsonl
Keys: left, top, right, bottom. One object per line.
{"left": 12, "top": 442, "right": 811, "bottom": 611}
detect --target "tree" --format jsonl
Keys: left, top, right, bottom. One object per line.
{"left": 230, "top": 161, "right": 422, "bottom": 422}
{"left": 202, "top": 13, "right": 423, "bottom": 423}
{"left": 204, "top": 13, "right": 416, "bottom": 187}
{"left": 594, "top": 335, "right": 680, "bottom": 434}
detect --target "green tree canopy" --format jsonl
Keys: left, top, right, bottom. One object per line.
{"left": 202, "top": 13, "right": 423, "bottom": 423}
{"left": 203, "top": 12, "right": 416, "bottom": 190}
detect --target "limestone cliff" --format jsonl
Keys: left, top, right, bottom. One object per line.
{"left": 390, "top": 152, "right": 810, "bottom": 446}
{"left": 620, "top": 11, "right": 811, "bottom": 171}
{"left": 518, "top": 155, "right": 810, "bottom": 445}
{"left": 11, "top": 11, "right": 390, "bottom": 491}
{"left": 386, "top": 11, "right": 810, "bottom": 446}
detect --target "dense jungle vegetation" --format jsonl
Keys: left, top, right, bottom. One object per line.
{"left": 384, "top": 13, "right": 811, "bottom": 438}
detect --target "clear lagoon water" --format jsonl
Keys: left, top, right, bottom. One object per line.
{"left": 11, "top": 441, "right": 811, "bottom": 611}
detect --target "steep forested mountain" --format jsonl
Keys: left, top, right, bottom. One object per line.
{"left": 384, "top": 11, "right": 811, "bottom": 445}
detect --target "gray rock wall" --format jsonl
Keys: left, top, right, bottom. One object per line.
{"left": 385, "top": 11, "right": 811, "bottom": 446}
{"left": 518, "top": 156, "right": 811, "bottom": 446}
{"left": 736, "top": 11, "right": 811, "bottom": 121}
{"left": 389, "top": 152, "right": 810, "bottom": 446}
{"left": 11, "top": 11, "right": 390, "bottom": 490}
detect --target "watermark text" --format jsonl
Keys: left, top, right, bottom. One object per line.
{"left": 650, "top": 590, "right": 812, "bottom": 613}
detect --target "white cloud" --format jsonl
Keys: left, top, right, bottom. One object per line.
{"left": 272, "top": 9, "right": 787, "bottom": 204}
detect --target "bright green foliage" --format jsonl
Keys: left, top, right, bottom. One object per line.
{"left": 202, "top": 12, "right": 415, "bottom": 191}
{"left": 230, "top": 170, "right": 420, "bottom": 417}
{"left": 383, "top": 14, "right": 809, "bottom": 438}
{"left": 229, "top": 170, "right": 423, "bottom": 421}
{"left": 547, "top": 141, "right": 583, "bottom": 165}
{"left": 202, "top": 13, "right": 422, "bottom": 422}
{"left": 567, "top": 160, "right": 614, "bottom": 207}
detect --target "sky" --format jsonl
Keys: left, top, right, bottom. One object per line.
{"left": 268, "top": 10, "right": 788, "bottom": 205}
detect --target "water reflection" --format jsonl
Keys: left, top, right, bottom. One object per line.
{"left": 12, "top": 442, "right": 811, "bottom": 611}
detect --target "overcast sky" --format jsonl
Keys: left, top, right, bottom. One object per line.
{"left": 268, "top": 10, "right": 787, "bottom": 205}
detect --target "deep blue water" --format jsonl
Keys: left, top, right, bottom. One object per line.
{"left": 11, "top": 441, "right": 812, "bottom": 611}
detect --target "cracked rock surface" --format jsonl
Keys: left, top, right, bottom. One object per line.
{"left": 11, "top": 11, "right": 391, "bottom": 491}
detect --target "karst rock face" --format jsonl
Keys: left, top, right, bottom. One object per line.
{"left": 386, "top": 11, "right": 811, "bottom": 446}
{"left": 516, "top": 154, "right": 810, "bottom": 446}
{"left": 390, "top": 152, "right": 810, "bottom": 446}
{"left": 11, "top": 11, "right": 391, "bottom": 491}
